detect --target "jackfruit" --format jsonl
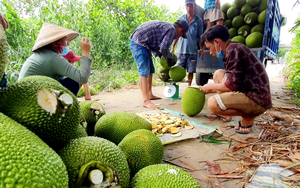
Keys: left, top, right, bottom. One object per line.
{"left": 58, "top": 136, "right": 130, "bottom": 188}
{"left": 158, "top": 67, "right": 170, "bottom": 82}
{"left": 80, "top": 100, "right": 105, "bottom": 136}
{"left": 181, "top": 87, "right": 205, "bottom": 117}
{"left": 95, "top": 112, "right": 152, "bottom": 144}
{"left": 0, "top": 25, "right": 9, "bottom": 79}
{"left": 0, "top": 113, "right": 68, "bottom": 187}
{"left": 77, "top": 85, "right": 97, "bottom": 97}
{"left": 169, "top": 66, "right": 186, "bottom": 82}
{"left": 0, "top": 75, "right": 82, "bottom": 151}
{"left": 130, "top": 164, "right": 201, "bottom": 188}
{"left": 118, "top": 129, "right": 164, "bottom": 178}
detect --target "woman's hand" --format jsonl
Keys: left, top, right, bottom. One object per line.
{"left": 81, "top": 37, "right": 92, "bottom": 58}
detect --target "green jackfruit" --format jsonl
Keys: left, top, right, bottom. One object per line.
{"left": 246, "top": 0, "right": 260, "bottom": 7}
{"left": 0, "top": 113, "right": 68, "bottom": 187}
{"left": 158, "top": 67, "right": 170, "bottom": 82}
{"left": 118, "top": 129, "right": 164, "bottom": 178}
{"left": 244, "top": 12, "right": 258, "bottom": 25}
{"left": 241, "top": 4, "right": 253, "bottom": 16}
{"left": 95, "top": 112, "right": 152, "bottom": 144}
{"left": 181, "top": 87, "right": 205, "bottom": 117}
{"left": 238, "top": 25, "right": 252, "bottom": 37}
{"left": 246, "top": 32, "right": 263, "bottom": 48}
{"left": 130, "top": 164, "right": 201, "bottom": 188}
{"left": 58, "top": 136, "right": 130, "bottom": 188}
{"left": 160, "top": 57, "right": 171, "bottom": 69}
{"left": 233, "top": 0, "right": 246, "bottom": 8}
{"left": 227, "top": 7, "right": 240, "bottom": 19}
{"left": 221, "top": 2, "right": 231, "bottom": 13}
{"left": 259, "top": 0, "right": 267, "bottom": 12}
{"left": 232, "top": 35, "right": 246, "bottom": 44}
{"left": 0, "top": 25, "right": 9, "bottom": 78}
{"left": 169, "top": 66, "right": 186, "bottom": 82}
{"left": 232, "top": 16, "right": 245, "bottom": 29}
{"left": 80, "top": 100, "right": 106, "bottom": 136}
{"left": 251, "top": 24, "right": 265, "bottom": 34}
{"left": 0, "top": 75, "right": 82, "bottom": 151}
{"left": 223, "top": 19, "right": 232, "bottom": 28}
{"left": 78, "top": 85, "right": 97, "bottom": 97}
{"left": 229, "top": 28, "right": 237, "bottom": 39}
{"left": 258, "top": 10, "right": 266, "bottom": 24}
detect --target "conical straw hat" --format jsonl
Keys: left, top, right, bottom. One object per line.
{"left": 32, "top": 22, "right": 79, "bottom": 51}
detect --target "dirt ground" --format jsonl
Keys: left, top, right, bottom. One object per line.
{"left": 79, "top": 63, "right": 297, "bottom": 188}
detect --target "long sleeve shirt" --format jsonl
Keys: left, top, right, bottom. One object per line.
{"left": 130, "top": 20, "right": 176, "bottom": 60}
{"left": 224, "top": 42, "right": 272, "bottom": 109}
{"left": 18, "top": 48, "right": 92, "bottom": 84}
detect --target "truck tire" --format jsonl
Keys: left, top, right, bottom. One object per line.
{"left": 196, "top": 73, "right": 210, "bottom": 86}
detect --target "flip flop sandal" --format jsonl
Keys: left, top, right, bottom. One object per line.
{"left": 235, "top": 121, "right": 252, "bottom": 134}
{"left": 205, "top": 113, "right": 232, "bottom": 122}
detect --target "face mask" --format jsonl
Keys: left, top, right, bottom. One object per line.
{"left": 61, "top": 46, "right": 69, "bottom": 56}
{"left": 215, "top": 42, "right": 224, "bottom": 58}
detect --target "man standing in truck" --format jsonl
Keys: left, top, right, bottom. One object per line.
{"left": 204, "top": 0, "right": 224, "bottom": 30}
{"left": 171, "top": 0, "right": 204, "bottom": 86}
{"left": 201, "top": 25, "right": 272, "bottom": 134}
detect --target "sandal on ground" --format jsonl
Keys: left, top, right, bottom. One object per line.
{"left": 205, "top": 113, "right": 232, "bottom": 122}
{"left": 235, "top": 121, "right": 252, "bottom": 134}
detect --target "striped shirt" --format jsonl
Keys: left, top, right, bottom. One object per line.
{"left": 204, "top": 0, "right": 216, "bottom": 11}
{"left": 130, "top": 20, "right": 176, "bottom": 59}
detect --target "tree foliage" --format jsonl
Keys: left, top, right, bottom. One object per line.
{"left": 0, "top": 0, "right": 182, "bottom": 73}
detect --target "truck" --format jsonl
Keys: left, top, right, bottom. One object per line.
{"left": 196, "top": 0, "right": 285, "bottom": 86}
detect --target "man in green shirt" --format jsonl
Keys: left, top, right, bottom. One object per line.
{"left": 18, "top": 23, "right": 92, "bottom": 95}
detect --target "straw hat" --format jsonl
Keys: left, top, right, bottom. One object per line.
{"left": 32, "top": 22, "right": 79, "bottom": 51}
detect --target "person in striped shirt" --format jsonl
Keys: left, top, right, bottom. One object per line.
{"left": 204, "top": 0, "right": 224, "bottom": 30}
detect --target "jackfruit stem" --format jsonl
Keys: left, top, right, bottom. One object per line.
{"left": 76, "top": 161, "right": 117, "bottom": 188}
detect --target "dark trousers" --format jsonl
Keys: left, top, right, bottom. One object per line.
{"left": 59, "top": 78, "right": 80, "bottom": 96}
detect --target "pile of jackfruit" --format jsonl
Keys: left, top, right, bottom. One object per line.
{"left": 0, "top": 31, "right": 201, "bottom": 187}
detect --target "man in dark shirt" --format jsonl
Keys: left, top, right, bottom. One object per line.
{"left": 130, "top": 20, "right": 189, "bottom": 109}
{"left": 201, "top": 25, "right": 272, "bottom": 134}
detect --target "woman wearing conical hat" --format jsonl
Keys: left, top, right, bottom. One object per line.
{"left": 18, "top": 23, "right": 92, "bottom": 96}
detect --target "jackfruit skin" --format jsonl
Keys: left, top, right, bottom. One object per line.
{"left": 0, "top": 25, "right": 9, "bottom": 77}
{"left": 130, "top": 164, "right": 201, "bottom": 188}
{"left": 80, "top": 100, "right": 105, "bottom": 136}
{"left": 74, "top": 124, "right": 88, "bottom": 138}
{"left": 58, "top": 136, "right": 130, "bottom": 188}
{"left": 169, "top": 66, "right": 186, "bottom": 82}
{"left": 181, "top": 87, "right": 206, "bottom": 117}
{"left": 0, "top": 113, "right": 68, "bottom": 188}
{"left": 0, "top": 76, "right": 82, "bottom": 151}
{"left": 95, "top": 112, "right": 152, "bottom": 144}
{"left": 118, "top": 129, "right": 164, "bottom": 178}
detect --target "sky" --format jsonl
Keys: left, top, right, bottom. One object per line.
{"left": 155, "top": 0, "right": 299, "bottom": 45}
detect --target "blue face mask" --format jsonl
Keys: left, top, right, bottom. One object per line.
{"left": 215, "top": 43, "right": 224, "bottom": 58}
{"left": 216, "top": 50, "right": 224, "bottom": 58}
{"left": 61, "top": 46, "right": 69, "bottom": 56}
